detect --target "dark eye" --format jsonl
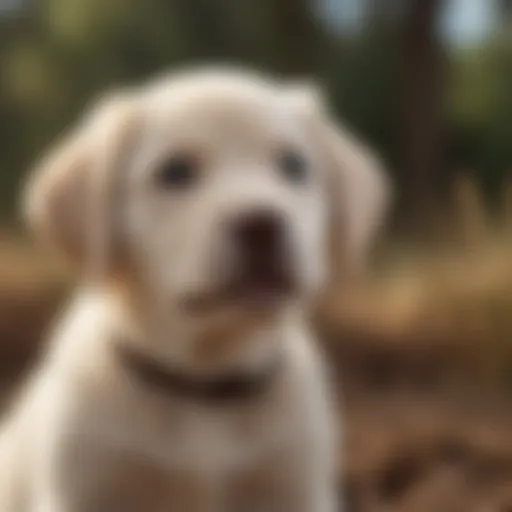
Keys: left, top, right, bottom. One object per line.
{"left": 155, "top": 154, "right": 199, "bottom": 189}
{"left": 277, "top": 149, "right": 308, "bottom": 183}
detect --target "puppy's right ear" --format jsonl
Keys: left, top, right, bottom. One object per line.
{"left": 22, "top": 92, "right": 140, "bottom": 276}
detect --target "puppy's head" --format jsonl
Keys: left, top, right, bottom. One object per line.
{"left": 23, "top": 69, "right": 390, "bottom": 324}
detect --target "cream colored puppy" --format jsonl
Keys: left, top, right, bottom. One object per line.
{"left": 0, "top": 68, "right": 389, "bottom": 512}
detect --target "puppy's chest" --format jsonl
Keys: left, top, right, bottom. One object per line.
{"left": 132, "top": 400, "right": 283, "bottom": 474}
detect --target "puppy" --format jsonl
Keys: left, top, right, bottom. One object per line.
{"left": 0, "top": 68, "right": 389, "bottom": 512}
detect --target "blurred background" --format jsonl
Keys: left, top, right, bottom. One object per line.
{"left": 1, "top": 0, "right": 512, "bottom": 510}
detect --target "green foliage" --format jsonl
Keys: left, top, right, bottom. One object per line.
{"left": 0, "top": 1, "right": 511, "bottom": 218}
{"left": 328, "top": 26, "right": 402, "bottom": 167}
{"left": 448, "top": 33, "right": 512, "bottom": 201}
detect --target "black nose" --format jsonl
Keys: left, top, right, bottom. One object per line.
{"left": 231, "top": 210, "right": 285, "bottom": 264}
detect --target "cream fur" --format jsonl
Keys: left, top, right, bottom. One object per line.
{"left": 1, "top": 68, "right": 390, "bottom": 511}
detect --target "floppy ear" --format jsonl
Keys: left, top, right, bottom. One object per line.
{"left": 285, "top": 84, "right": 391, "bottom": 275}
{"left": 321, "top": 117, "right": 390, "bottom": 274}
{"left": 22, "top": 92, "right": 140, "bottom": 278}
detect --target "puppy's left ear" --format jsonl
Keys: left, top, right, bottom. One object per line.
{"left": 285, "top": 83, "right": 392, "bottom": 274}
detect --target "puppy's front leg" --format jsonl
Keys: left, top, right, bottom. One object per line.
{"left": 262, "top": 458, "right": 338, "bottom": 512}
{"left": 274, "top": 475, "right": 338, "bottom": 512}
{"left": 32, "top": 491, "right": 66, "bottom": 512}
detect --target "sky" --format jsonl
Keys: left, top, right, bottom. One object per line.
{"left": 319, "top": 0, "right": 500, "bottom": 47}
{"left": 441, "top": 0, "right": 499, "bottom": 45}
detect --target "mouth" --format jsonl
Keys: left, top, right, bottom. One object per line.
{"left": 183, "top": 267, "right": 297, "bottom": 315}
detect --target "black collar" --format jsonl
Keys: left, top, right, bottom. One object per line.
{"left": 114, "top": 342, "right": 282, "bottom": 405}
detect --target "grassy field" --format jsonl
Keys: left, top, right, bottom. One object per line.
{"left": 2, "top": 180, "right": 512, "bottom": 510}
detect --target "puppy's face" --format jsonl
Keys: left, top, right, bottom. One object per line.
{"left": 123, "top": 79, "right": 328, "bottom": 315}
{"left": 24, "top": 69, "right": 390, "bottom": 323}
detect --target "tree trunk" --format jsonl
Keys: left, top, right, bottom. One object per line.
{"left": 399, "top": 0, "right": 444, "bottom": 235}
{"left": 500, "top": 0, "right": 512, "bottom": 14}
{"left": 499, "top": 0, "right": 512, "bottom": 25}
